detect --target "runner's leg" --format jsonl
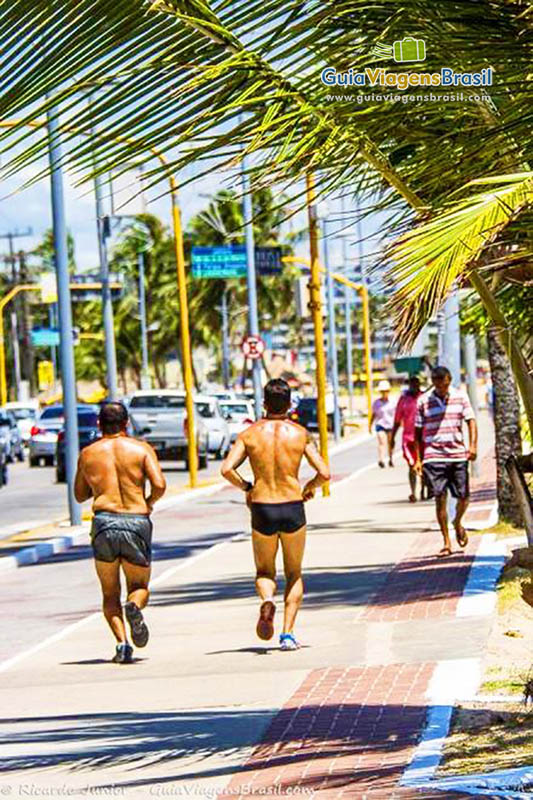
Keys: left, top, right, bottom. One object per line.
{"left": 122, "top": 561, "right": 151, "bottom": 610}
{"left": 280, "top": 525, "right": 306, "bottom": 634}
{"left": 387, "top": 430, "right": 394, "bottom": 465}
{"left": 408, "top": 466, "right": 417, "bottom": 499}
{"left": 94, "top": 559, "right": 127, "bottom": 642}
{"left": 252, "top": 529, "right": 279, "bottom": 601}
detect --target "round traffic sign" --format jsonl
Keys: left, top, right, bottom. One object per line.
{"left": 241, "top": 334, "right": 265, "bottom": 360}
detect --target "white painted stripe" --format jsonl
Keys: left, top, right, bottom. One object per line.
{"left": 0, "top": 532, "right": 241, "bottom": 675}
{"left": 456, "top": 535, "right": 507, "bottom": 618}
{"left": 425, "top": 766, "right": 533, "bottom": 799}
{"left": 402, "top": 658, "right": 481, "bottom": 787}
{"left": 331, "top": 462, "right": 378, "bottom": 491}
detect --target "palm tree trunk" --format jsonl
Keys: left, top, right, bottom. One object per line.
{"left": 487, "top": 325, "right": 523, "bottom": 525}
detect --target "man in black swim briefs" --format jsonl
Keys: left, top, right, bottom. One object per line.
{"left": 221, "top": 379, "right": 330, "bottom": 650}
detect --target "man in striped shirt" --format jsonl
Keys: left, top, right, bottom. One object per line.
{"left": 414, "top": 366, "right": 478, "bottom": 557}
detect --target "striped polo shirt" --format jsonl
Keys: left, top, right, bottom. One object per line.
{"left": 415, "top": 387, "right": 475, "bottom": 463}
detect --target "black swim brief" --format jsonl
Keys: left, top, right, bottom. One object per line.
{"left": 91, "top": 511, "right": 152, "bottom": 566}
{"left": 251, "top": 501, "right": 306, "bottom": 536}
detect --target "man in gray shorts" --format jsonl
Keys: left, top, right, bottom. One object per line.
{"left": 75, "top": 402, "right": 166, "bottom": 663}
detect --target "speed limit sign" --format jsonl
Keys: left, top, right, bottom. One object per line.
{"left": 242, "top": 334, "right": 265, "bottom": 360}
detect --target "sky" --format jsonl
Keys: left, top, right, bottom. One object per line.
{"left": 0, "top": 150, "right": 386, "bottom": 286}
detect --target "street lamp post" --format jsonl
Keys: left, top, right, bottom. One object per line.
{"left": 46, "top": 105, "right": 81, "bottom": 526}
{"left": 221, "top": 287, "right": 231, "bottom": 389}
{"left": 93, "top": 168, "right": 118, "bottom": 400}
{"left": 137, "top": 251, "right": 150, "bottom": 390}
{"left": 240, "top": 146, "right": 262, "bottom": 420}
{"left": 323, "top": 218, "right": 341, "bottom": 442}
{"left": 341, "top": 195, "right": 354, "bottom": 416}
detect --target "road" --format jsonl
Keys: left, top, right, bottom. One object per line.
{"left": 0, "top": 434, "right": 377, "bottom": 664}
{"left": 0, "top": 454, "right": 226, "bottom": 536}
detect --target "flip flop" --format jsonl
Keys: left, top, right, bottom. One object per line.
{"left": 437, "top": 547, "right": 452, "bottom": 558}
{"left": 454, "top": 525, "right": 469, "bottom": 548}
{"left": 256, "top": 600, "right": 276, "bottom": 641}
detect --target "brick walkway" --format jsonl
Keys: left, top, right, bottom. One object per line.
{"left": 219, "top": 663, "right": 469, "bottom": 800}
{"left": 217, "top": 455, "right": 498, "bottom": 799}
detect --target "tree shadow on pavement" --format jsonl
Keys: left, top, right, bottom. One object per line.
{"left": 0, "top": 704, "right": 475, "bottom": 798}
{"left": 150, "top": 551, "right": 502, "bottom": 611}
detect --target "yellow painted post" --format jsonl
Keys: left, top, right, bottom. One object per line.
{"left": 306, "top": 174, "right": 330, "bottom": 497}
{"left": 0, "top": 300, "right": 6, "bottom": 407}
{"left": 360, "top": 286, "right": 373, "bottom": 431}
{"left": 170, "top": 183, "right": 198, "bottom": 488}
{"left": 0, "top": 285, "right": 38, "bottom": 407}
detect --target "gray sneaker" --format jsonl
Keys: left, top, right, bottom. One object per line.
{"left": 125, "top": 602, "right": 149, "bottom": 648}
{"left": 112, "top": 643, "right": 133, "bottom": 664}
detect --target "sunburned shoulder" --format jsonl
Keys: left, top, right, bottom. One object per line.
{"left": 241, "top": 418, "right": 307, "bottom": 441}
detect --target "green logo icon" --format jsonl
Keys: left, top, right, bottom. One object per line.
{"left": 373, "top": 37, "right": 426, "bottom": 62}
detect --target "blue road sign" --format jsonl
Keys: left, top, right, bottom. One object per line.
{"left": 191, "top": 246, "right": 284, "bottom": 278}
{"left": 191, "top": 246, "right": 247, "bottom": 279}
{"left": 31, "top": 328, "right": 60, "bottom": 347}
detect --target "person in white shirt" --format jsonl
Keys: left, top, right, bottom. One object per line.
{"left": 371, "top": 380, "right": 396, "bottom": 468}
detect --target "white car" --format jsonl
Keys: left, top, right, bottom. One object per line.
{"left": 218, "top": 399, "right": 255, "bottom": 443}
{"left": 4, "top": 400, "right": 39, "bottom": 444}
{"left": 194, "top": 395, "right": 231, "bottom": 459}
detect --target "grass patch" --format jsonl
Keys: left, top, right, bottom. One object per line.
{"left": 497, "top": 566, "right": 530, "bottom": 613}
{"left": 439, "top": 703, "right": 533, "bottom": 776}
{"left": 482, "top": 520, "right": 525, "bottom": 538}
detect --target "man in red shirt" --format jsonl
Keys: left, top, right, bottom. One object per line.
{"left": 391, "top": 376, "right": 422, "bottom": 502}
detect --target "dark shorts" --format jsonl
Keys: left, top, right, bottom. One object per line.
{"left": 375, "top": 425, "right": 391, "bottom": 434}
{"left": 422, "top": 461, "right": 470, "bottom": 500}
{"left": 251, "top": 501, "right": 306, "bottom": 536}
{"left": 91, "top": 511, "right": 152, "bottom": 566}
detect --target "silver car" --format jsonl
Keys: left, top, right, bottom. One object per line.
{"left": 194, "top": 395, "right": 231, "bottom": 459}
{"left": 0, "top": 409, "right": 25, "bottom": 462}
{"left": 28, "top": 405, "right": 65, "bottom": 466}
{"left": 218, "top": 399, "right": 255, "bottom": 443}
{"left": 128, "top": 390, "right": 209, "bottom": 468}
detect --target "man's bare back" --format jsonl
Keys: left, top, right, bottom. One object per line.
{"left": 75, "top": 434, "right": 166, "bottom": 514}
{"left": 240, "top": 419, "right": 311, "bottom": 503}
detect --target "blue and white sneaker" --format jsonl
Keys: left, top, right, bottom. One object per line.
{"left": 279, "top": 633, "right": 300, "bottom": 651}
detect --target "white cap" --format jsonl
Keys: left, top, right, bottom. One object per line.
{"left": 377, "top": 380, "right": 391, "bottom": 392}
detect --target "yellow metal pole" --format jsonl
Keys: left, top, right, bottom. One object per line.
{"left": 360, "top": 286, "right": 373, "bottom": 431}
{"left": 306, "top": 174, "right": 330, "bottom": 497}
{"left": 0, "top": 285, "right": 38, "bottom": 406}
{"left": 170, "top": 180, "right": 198, "bottom": 488}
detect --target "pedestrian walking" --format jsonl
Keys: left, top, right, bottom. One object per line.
{"left": 371, "top": 379, "right": 396, "bottom": 468}
{"left": 391, "top": 376, "right": 422, "bottom": 502}
{"left": 414, "top": 366, "right": 477, "bottom": 557}
{"left": 221, "top": 379, "right": 330, "bottom": 651}
{"left": 74, "top": 402, "right": 166, "bottom": 663}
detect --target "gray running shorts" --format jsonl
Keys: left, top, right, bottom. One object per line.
{"left": 91, "top": 511, "right": 152, "bottom": 567}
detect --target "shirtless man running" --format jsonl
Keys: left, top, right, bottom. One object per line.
{"left": 75, "top": 402, "right": 166, "bottom": 663}
{"left": 221, "top": 379, "right": 330, "bottom": 650}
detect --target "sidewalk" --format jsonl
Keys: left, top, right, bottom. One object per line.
{"left": 0, "top": 444, "right": 511, "bottom": 799}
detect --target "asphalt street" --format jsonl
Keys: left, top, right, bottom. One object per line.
{"left": 0, "top": 434, "right": 378, "bottom": 664}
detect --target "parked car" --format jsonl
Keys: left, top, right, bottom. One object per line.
{"left": 194, "top": 395, "right": 231, "bottom": 459}
{"left": 56, "top": 408, "right": 101, "bottom": 483}
{"left": 128, "top": 390, "right": 209, "bottom": 468}
{"left": 4, "top": 401, "right": 39, "bottom": 444}
{"left": 0, "top": 409, "right": 25, "bottom": 462}
{"left": 0, "top": 416, "right": 10, "bottom": 485}
{"left": 291, "top": 396, "right": 345, "bottom": 436}
{"left": 218, "top": 399, "right": 255, "bottom": 443}
{"left": 29, "top": 404, "right": 97, "bottom": 467}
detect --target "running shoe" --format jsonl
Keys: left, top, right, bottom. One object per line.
{"left": 124, "top": 601, "right": 149, "bottom": 648}
{"left": 256, "top": 600, "right": 276, "bottom": 641}
{"left": 279, "top": 633, "right": 300, "bottom": 651}
{"left": 112, "top": 643, "right": 133, "bottom": 664}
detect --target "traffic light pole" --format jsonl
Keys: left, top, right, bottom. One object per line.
{"left": 46, "top": 106, "right": 81, "bottom": 526}
{"left": 240, "top": 151, "right": 262, "bottom": 420}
